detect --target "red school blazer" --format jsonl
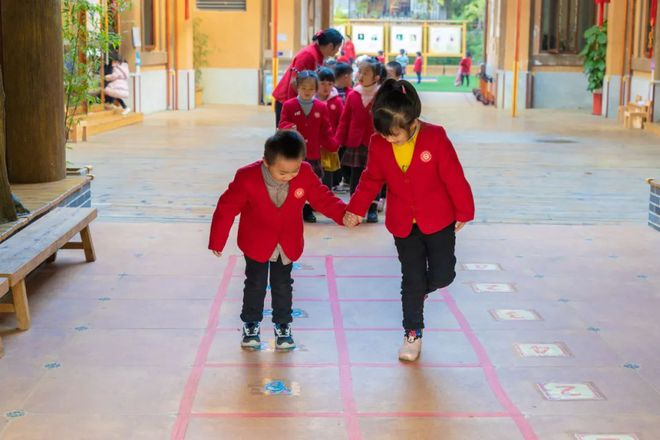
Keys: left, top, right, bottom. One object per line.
{"left": 325, "top": 95, "right": 344, "bottom": 132}
{"left": 278, "top": 98, "right": 339, "bottom": 160}
{"left": 335, "top": 90, "right": 374, "bottom": 148}
{"left": 347, "top": 122, "right": 475, "bottom": 238}
{"left": 209, "top": 161, "right": 347, "bottom": 263}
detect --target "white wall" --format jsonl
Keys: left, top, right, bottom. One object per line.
{"left": 200, "top": 68, "right": 260, "bottom": 105}
{"left": 139, "top": 69, "right": 168, "bottom": 114}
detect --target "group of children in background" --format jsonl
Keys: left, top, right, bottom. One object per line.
{"left": 210, "top": 33, "right": 474, "bottom": 362}
{"left": 276, "top": 51, "right": 428, "bottom": 224}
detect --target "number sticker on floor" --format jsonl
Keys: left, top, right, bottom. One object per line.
{"left": 472, "top": 283, "right": 516, "bottom": 293}
{"left": 490, "top": 309, "right": 542, "bottom": 321}
{"left": 515, "top": 343, "right": 571, "bottom": 357}
{"left": 461, "top": 263, "right": 503, "bottom": 271}
{"left": 574, "top": 435, "right": 639, "bottom": 440}
{"left": 537, "top": 382, "right": 605, "bottom": 401}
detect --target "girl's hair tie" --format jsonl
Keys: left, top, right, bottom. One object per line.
{"left": 314, "top": 30, "right": 323, "bottom": 39}
{"left": 401, "top": 85, "right": 406, "bottom": 94}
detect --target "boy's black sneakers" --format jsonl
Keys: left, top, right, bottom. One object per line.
{"left": 241, "top": 321, "right": 261, "bottom": 349}
{"left": 274, "top": 323, "right": 296, "bottom": 350}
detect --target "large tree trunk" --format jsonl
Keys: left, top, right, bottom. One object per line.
{"left": 1, "top": 0, "right": 66, "bottom": 184}
{"left": 0, "top": 69, "right": 17, "bottom": 223}
{"left": 0, "top": 8, "right": 17, "bottom": 223}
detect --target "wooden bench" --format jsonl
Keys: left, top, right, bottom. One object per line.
{"left": 0, "top": 207, "right": 97, "bottom": 330}
{"left": 623, "top": 96, "right": 652, "bottom": 129}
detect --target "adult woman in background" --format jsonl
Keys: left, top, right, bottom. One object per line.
{"left": 272, "top": 29, "right": 343, "bottom": 126}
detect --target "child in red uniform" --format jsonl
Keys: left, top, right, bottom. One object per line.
{"left": 345, "top": 80, "right": 474, "bottom": 361}
{"left": 209, "top": 130, "right": 347, "bottom": 350}
{"left": 333, "top": 62, "right": 354, "bottom": 103}
{"left": 336, "top": 58, "right": 385, "bottom": 223}
{"left": 316, "top": 67, "right": 344, "bottom": 191}
{"left": 278, "top": 70, "right": 339, "bottom": 222}
{"left": 459, "top": 51, "right": 472, "bottom": 87}
{"left": 413, "top": 51, "right": 423, "bottom": 84}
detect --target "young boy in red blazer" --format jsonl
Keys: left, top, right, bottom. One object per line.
{"left": 345, "top": 80, "right": 474, "bottom": 362}
{"left": 278, "top": 70, "right": 339, "bottom": 223}
{"left": 209, "top": 130, "right": 347, "bottom": 350}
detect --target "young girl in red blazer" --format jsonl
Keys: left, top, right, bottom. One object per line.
{"left": 345, "top": 79, "right": 475, "bottom": 362}
{"left": 278, "top": 70, "right": 339, "bottom": 222}
{"left": 209, "top": 130, "right": 347, "bottom": 350}
{"left": 335, "top": 58, "right": 385, "bottom": 223}
{"left": 316, "top": 67, "right": 344, "bottom": 190}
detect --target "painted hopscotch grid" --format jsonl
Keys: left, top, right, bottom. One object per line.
{"left": 172, "top": 255, "right": 539, "bottom": 440}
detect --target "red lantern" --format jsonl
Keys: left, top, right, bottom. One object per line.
{"left": 594, "top": 0, "right": 610, "bottom": 26}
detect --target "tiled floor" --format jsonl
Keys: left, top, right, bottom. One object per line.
{"left": 1, "top": 94, "right": 660, "bottom": 439}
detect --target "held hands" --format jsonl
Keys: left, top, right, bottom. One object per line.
{"left": 343, "top": 211, "right": 363, "bottom": 228}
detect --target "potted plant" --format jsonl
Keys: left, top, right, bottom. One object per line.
{"left": 579, "top": 22, "right": 607, "bottom": 116}
{"left": 193, "top": 18, "right": 210, "bottom": 107}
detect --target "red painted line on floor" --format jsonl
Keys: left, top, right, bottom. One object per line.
{"left": 190, "top": 411, "right": 344, "bottom": 418}
{"left": 214, "top": 327, "right": 464, "bottom": 333}
{"left": 336, "top": 275, "right": 400, "bottom": 278}
{"left": 326, "top": 255, "right": 363, "bottom": 440}
{"left": 205, "top": 362, "right": 337, "bottom": 368}
{"left": 222, "top": 297, "right": 445, "bottom": 303}
{"left": 357, "top": 411, "right": 511, "bottom": 418}
{"left": 440, "top": 288, "right": 538, "bottom": 440}
{"left": 305, "top": 255, "right": 398, "bottom": 259}
{"left": 351, "top": 362, "right": 482, "bottom": 369}
{"left": 171, "top": 255, "right": 237, "bottom": 440}
{"left": 189, "top": 410, "right": 511, "bottom": 419}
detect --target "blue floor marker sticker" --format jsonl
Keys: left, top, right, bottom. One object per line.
{"left": 5, "top": 410, "right": 25, "bottom": 418}
{"left": 263, "top": 308, "right": 308, "bottom": 318}
{"left": 623, "top": 363, "right": 640, "bottom": 370}
{"left": 74, "top": 325, "right": 89, "bottom": 332}
{"left": 249, "top": 379, "right": 301, "bottom": 396}
{"left": 43, "top": 362, "right": 61, "bottom": 370}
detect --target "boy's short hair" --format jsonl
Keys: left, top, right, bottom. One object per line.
{"left": 386, "top": 61, "right": 403, "bottom": 77}
{"left": 264, "top": 130, "right": 306, "bottom": 164}
{"left": 317, "top": 66, "right": 336, "bottom": 82}
{"left": 332, "top": 62, "right": 353, "bottom": 79}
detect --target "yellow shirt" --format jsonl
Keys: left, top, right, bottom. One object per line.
{"left": 392, "top": 129, "right": 419, "bottom": 173}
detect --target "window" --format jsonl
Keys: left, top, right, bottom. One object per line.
{"left": 634, "top": 0, "right": 656, "bottom": 59}
{"left": 540, "top": 0, "right": 595, "bottom": 54}
{"left": 142, "top": 0, "right": 155, "bottom": 49}
{"left": 196, "top": 0, "right": 246, "bottom": 11}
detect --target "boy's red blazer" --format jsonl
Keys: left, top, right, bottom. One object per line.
{"left": 347, "top": 122, "right": 475, "bottom": 238}
{"left": 335, "top": 90, "right": 375, "bottom": 148}
{"left": 278, "top": 98, "right": 339, "bottom": 160}
{"left": 325, "top": 95, "right": 344, "bottom": 132}
{"left": 209, "top": 161, "right": 347, "bottom": 262}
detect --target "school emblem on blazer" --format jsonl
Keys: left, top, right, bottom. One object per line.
{"left": 330, "top": 104, "right": 336, "bottom": 110}
{"left": 314, "top": 112, "right": 321, "bottom": 118}
{"left": 294, "top": 111, "right": 301, "bottom": 116}
{"left": 420, "top": 151, "right": 432, "bottom": 162}
{"left": 294, "top": 188, "right": 305, "bottom": 199}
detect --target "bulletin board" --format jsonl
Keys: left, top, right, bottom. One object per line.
{"left": 428, "top": 25, "right": 463, "bottom": 56}
{"left": 352, "top": 24, "right": 384, "bottom": 54}
{"left": 389, "top": 25, "right": 423, "bottom": 54}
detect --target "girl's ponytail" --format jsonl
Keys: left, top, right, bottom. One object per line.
{"left": 372, "top": 79, "right": 422, "bottom": 136}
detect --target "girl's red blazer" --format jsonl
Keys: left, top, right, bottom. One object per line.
{"left": 335, "top": 90, "right": 375, "bottom": 148}
{"left": 278, "top": 98, "right": 339, "bottom": 160}
{"left": 325, "top": 95, "right": 344, "bottom": 132}
{"left": 347, "top": 122, "right": 475, "bottom": 238}
{"left": 209, "top": 161, "right": 347, "bottom": 262}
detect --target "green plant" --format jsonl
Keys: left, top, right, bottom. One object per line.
{"left": 193, "top": 17, "right": 210, "bottom": 88}
{"left": 579, "top": 22, "right": 607, "bottom": 93}
{"left": 62, "top": 0, "right": 131, "bottom": 143}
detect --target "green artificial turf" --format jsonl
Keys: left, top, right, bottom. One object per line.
{"left": 409, "top": 75, "right": 474, "bottom": 93}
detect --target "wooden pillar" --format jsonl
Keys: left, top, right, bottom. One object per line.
{"left": 0, "top": 70, "right": 17, "bottom": 223}
{"left": 1, "top": 0, "right": 66, "bottom": 184}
